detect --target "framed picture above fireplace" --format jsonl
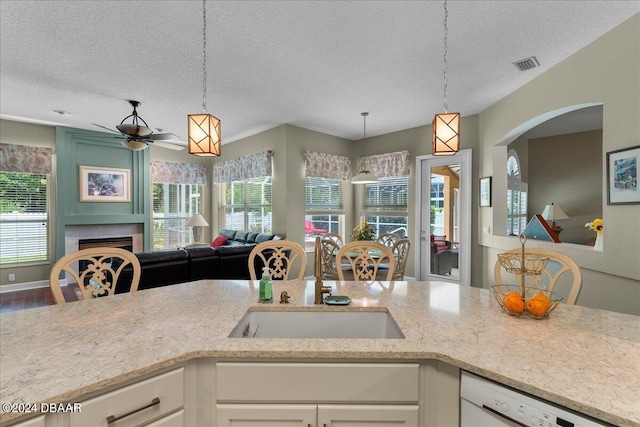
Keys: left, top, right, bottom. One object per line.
{"left": 79, "top": 166, "right": 130, "bottom": 202}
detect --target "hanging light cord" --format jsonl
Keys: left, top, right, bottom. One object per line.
{"left": 442, "top": 0, "right": 449, "bottom": 113}
{"left": 362, "top": 112, "right": 369, "bottom": 139}
{"left": 201, "top": 0, "right": 208, "bottom": 113}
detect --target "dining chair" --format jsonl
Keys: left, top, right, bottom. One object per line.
{"left": 336, "top": 241, "right": 395, "bottom": 281}
{"left": 493, "top": 248, "right": 582, "bottom": 304}
{"left": 322, "top": 232, "right": 344, "bottom": 248}
{"left": 49, "top": 247, "right": 141, "bottom": 304}
{"left": 320, "top": 237, "right": 342, "bottom": 280}
{"left": 249, "top": 240, "right": 308, "bottom": 280}
{"left": 376, "top": 232, "right": 401, "bottom": 249}
{"left": 390, "top": 238, "right": 411, "bottom": 280}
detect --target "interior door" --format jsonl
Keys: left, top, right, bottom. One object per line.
{"left": 415, "top": 150, "right": 471, "bottom": 285}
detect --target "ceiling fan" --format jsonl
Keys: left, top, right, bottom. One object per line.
{"left": 93, "top": 100, "right": 187, "bottom": 151}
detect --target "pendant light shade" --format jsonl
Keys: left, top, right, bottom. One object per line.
{"left": 188, "top": 113, "right": 221, "bottom": 156}
{"left": 351, "top": 170, "right": 378, "bottom": 184}
{"left": 352, "top": 112, "right": 379, "bottom": 184}
{"left": 188, "top": 0, "right": 221, "bottom": 157}
{"left": 432, "top": 0, "right": 460, "bottom": 156}
{"left": 432, "top": 112, "right": 460, "bottom": 156}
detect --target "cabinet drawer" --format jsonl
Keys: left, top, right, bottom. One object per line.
{"left": 145, "top": 409, "right": 184, "bottom": 427}
{"left": 216, "top": 363, "right": 419, "bottom": 403}
{"left": 70, "top": 367, "right": 184, "bottom": 427}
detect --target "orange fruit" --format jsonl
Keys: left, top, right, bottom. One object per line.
{"left": 503, "top": 294, "right": 525, "bottom": 314}
{"left": 504, "top": 291, "right": 521, "bottom": 299}
{"left": 526, "top": 295, "right": 551, "bottom": 317}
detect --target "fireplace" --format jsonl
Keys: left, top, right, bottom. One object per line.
{"left": 78, "top": 237, "right": 133, "bottom": 252}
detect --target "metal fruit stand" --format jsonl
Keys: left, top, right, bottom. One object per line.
{"left": 492, "top": 235, "right": 563, "bottom": 318}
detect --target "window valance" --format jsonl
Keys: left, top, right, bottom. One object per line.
{"left": 355, "top": 150, "right": 410, "bottom": 178}
{"left": 0, "top": 143, "right": 53, "bottom": 175}
{"left": 151, "top": 161, "right": 207, "bottom": 185}
{"left": 213, "top": 150, "right": 273, "bottom": 183}
{"left": 303, "top": 151, "right": 351, "bottom": 181}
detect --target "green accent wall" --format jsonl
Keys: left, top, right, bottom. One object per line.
{"left": 55, "top": 127, "right": 151, "bottom": 261}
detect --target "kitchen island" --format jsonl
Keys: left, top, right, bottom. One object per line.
{"left": 1, "top": 280, "right": 638, "bottom": 426}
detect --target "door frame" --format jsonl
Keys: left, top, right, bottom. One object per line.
{"left": 414, "top": 149, "right": 471, "bottom": 285}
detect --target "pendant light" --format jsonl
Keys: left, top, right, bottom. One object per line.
{"left": 188, "top": 0, "right": 221, "bottom": 157}
{"left": 432, "top": 0, "right": 460, "bottom": 156}
{"left": 351, "top": 112, "right": 379, "bottom": 184}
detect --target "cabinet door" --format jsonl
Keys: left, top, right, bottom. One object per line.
{"left": 216, "top": 404, "right": 316, "bottom": 427}
{"left": 318, "top": 405, "right": 419, "bottom": 427}
{"left": 10, "top": 415, "right": 46, "bottom": 427}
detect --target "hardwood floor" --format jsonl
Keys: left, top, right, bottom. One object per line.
{"left": 0, "top": 285, "right": 78, "bottom": 314}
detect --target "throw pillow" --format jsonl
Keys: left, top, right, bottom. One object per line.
{"left": 210, "top": 235, "right": 229, "bottom": 248}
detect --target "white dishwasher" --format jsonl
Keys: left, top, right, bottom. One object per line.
{"left": 460, "top": 371, "right": 611, "bottom": 427}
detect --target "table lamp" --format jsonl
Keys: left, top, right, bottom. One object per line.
{"left": 541, "top": 203, "right": 569, "bottom": 236}
{"left": 186, "top": 214, "right": 209, "bottom": 243}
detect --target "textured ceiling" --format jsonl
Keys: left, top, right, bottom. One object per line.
{"left": 1, "top": 1, "right": 638, "bottom": 146}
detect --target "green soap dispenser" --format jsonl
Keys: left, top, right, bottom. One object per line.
{"left": 259, "top": 267, "right": 273, "bottom": 302}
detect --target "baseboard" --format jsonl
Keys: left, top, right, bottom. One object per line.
{"left": 0, "top": 279, "right": 68, "bottom": 293}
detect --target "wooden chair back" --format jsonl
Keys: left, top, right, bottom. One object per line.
{"left": 320, "top": 237, "right": 342, "bottom": 280}
{"left": 49, "top": 247, "right": 141, "bottom": 304}
{"left": 336, "top": 241, "right": 395, "bottom": 281}
{"left": 376, "top": 233, "right": 401, "bottom": 249}
{"left": 494, "top": 248, "right": 582, "bottom": 304}
{"left": 249, "top": 240, "right": 307, "bottom": 280}
{"left": 391, "top": 238, "right": 411, "bottom": 280}
{"left": 322, "top": 232, "right": 344, "bottom": 248}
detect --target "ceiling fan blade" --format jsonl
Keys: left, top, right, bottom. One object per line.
{"left": 148, "top": 132, "right": 183, "bottom": 142}
{"left": 92, "top": 123, "right": 122, "bottom": 134}
{"left": 151, "top": 140, "right": 186, "bottom": 151}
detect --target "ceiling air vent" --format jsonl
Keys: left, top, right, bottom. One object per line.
{"left": 513, "top": 56, "right": 540, "bottom": 71}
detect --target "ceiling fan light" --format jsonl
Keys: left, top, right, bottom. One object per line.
{"left": 432, "top": 112, "right": 460, "bottom": 156}
{"left": 188, "top": 113, "right": 221, "bottom": 157}
{"left": 121, "top": 140, "right": 148, "bottom": 151}
{"left": 117, "top": 123, "right": 153, "bottom": 138}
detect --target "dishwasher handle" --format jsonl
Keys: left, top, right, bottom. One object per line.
{"left": 481, "top": 404, "right": 529, "bottom": 427}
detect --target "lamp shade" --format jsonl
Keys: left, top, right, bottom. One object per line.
{"left": 186, "top": 214, "right": 209, "bottom": 227}
{"left": 188, "top": 113, "right": 221, "bottom": 157}
{"left": 432, "top": 112, "right": 460, "bottom": 156}
{"left": 351, "top": 170, "right": 378, "bottom": 184}
{"left": 541, "top": 203, "right": 569, "bottom": 221}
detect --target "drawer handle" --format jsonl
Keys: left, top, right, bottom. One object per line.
{"left": 106, "top": 397, "right": 160, "bottom": 424}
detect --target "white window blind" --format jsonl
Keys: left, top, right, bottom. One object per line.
{"left": 305, "top": 177, "right": 344, "bottom": 213}
{"left": 0, "top": 172, "right": 49, "bottom": 265}
{"left": 362, "top": 176, "right": 409, "bottom": 237}
{"left": 219, "top": 177, "right": 272, "bottom": 232}
{"left": 152, "top": 183, "right": 202, "bottom": 249}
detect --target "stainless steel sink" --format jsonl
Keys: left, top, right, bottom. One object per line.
{"left": 228, "top": 309, "right": 405, "bottom": 339}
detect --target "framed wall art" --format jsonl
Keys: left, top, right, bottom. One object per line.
{"left": 606, "top": 145, "right": 639, "bottom": 205}
{"left": 479, "top": 176, "right": 492, "bottom": 207}
{"left": 79, "top": 166, "right": 131, "bottom": 202}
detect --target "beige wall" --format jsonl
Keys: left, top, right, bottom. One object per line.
{"left": 0, "top": 120, "right": 57, "bottom": 286}
{"left": 477, "top": 14, "right": 640, "bottom": 314}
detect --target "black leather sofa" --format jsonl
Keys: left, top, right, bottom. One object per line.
{"left": 116, "top": 229, "right": 279, "bottom": 293}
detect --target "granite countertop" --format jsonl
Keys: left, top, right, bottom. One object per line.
{"left": 1, "top": 280, "right": 639, "bottom": 426}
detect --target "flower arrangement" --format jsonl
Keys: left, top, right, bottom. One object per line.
{"left": 352, "top": 220, "right": 375, "bottom": 241}
{"left": 585, "top": 218, "right": 603, "bottom": 234}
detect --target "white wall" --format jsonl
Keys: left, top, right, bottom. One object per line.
{"left": 477, "top": 14, "right": 640, "bottom": 314}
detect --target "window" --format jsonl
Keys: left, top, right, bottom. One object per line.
{"left": 507, "top": 150, "right": 528, "bottom": 236}
{"left": 362, "top": 176, "right": 409, "bottom": 237}
{"left": 0, "top": 172, "right": 49, "bottom": 265}
{"left": 305, "top": 177, "right": 344, "bottom": 250}
{"left": 218, "top": 177, "right": 272, "bottom": 233}
{"left": 152, "top": 183, "right": 202, "bottom": 250}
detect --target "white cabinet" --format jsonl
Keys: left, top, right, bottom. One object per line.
{"left": 9, "top": 416, "right": 46, "bottom": 427}
{"left": 215, "top": 362, "right": 420, "bottom": 427}
{"left": 318, "top": 405, "right": 419, "bottom": 426}
{"left": 69, "top": 367, "right": 185, "bottom": 427}
{"left": 216, "top": 404, "right": 418, "bottom": 426}
{"left": 216, "top": 404, "right": 316, "bottom": 426}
